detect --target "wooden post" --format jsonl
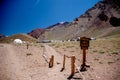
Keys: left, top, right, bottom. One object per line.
{"left": 49, "top": 55, "right": 54, "bottom": 68}
{"left": 63, "top": 55, "right": 66, "bottom": 69}
{"left": 83, "top": 49, "right": 86, "bottom": 66}
{"left": 68, "top": 55, "right": 75, "bottom": 79}
{"left": 51, "top": 55, "right": 54, "bottom": 67}
{"left": 71, "top": 55, "right": 75, "bottom": 76}
{"left": 80, "top": 49, "right": 90, "bottom": 71}
{"left": 27, "top": 43, "right": 29, "bottom": 49}
{"left": 61, "top": 55, "right": 66, "bottom": 72}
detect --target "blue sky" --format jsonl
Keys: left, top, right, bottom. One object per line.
{"left": 0, "top": 0, "right": 100, "bottom": 36}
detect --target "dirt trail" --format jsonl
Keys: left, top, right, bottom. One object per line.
{"left": 0, "top": 44, "right": 31, "bottom": 80}
{"left": 43, "top": 44, "right": 71, "bottom": 80}
{"left": 0, "top": 44, "right": 83, "bottom": 80}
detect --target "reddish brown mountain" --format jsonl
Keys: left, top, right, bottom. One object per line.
{"left": 28, "top": 28, "right": 45, "bottom": 39}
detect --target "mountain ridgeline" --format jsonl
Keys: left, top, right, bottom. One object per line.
{"left": 29, "top": 0, "right": 120, "bottom": 40}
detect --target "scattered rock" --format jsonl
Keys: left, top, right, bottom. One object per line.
{"left": 57, "top": 62, "right": 61, "bottom": 65}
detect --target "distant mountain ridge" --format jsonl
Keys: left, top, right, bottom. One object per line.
{"left": 0, "top": 34, "right": 5, "bottom": 39}
{"left": 28, "top": 22, "right": 69, "bottom": 39}
{"left": 47, "top": 22, "right": 69, "bottom": 29}
{"left": 28, "top": 0, "right": 120, "bottom": 40}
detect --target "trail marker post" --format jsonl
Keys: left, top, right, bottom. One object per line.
{"left": 49, "top": 55, "right": 54, "bottom": 68}
{"left": 68, "top": 55, "right": 76, "bottom": 79}
{"left": 71, "top": 56, "right": 75, "bottom": 76}
{"left": 80, "top": 37, "right": 91, "bottom": 71}
{"left": 61, "top": 55, "right": 66, "bottom": 72}
{"left": 27, "top": 43, "right": 29, "bottom": 49}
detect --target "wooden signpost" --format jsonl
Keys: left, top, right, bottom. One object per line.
{"left": 80, "top": 37, "right": 91, "bottom": 71}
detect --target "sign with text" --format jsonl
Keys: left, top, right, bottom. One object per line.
{"left": 80, "top": 37, "right": 91, "bottom": 50}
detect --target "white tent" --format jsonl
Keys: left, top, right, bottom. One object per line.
{"left": 13, "top": 39, "right": 23, "bottom": 44}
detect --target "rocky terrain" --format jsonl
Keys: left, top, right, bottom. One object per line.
{"left": 0, "top": 36, "right": 120, "bottom": 80}
{"left": 28, "top": 28, "right": 45, "bottom": 39}
{"left": 28, "top": 0, "right": 120, "bottom": 41}
{"left": 0, "top": 0, "right": 120, "bottom": 80}
{"left": 0, "top": 34, "right": 5, "bottom": 39}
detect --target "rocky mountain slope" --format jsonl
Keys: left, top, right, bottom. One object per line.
{"left": 28, "top": 28, "right": 45, "bottom": 39}
{"left": 0, "top": 34, "right": 5, "bottom": 39}
{"left": 29, "top": 0, "right": 120, "bottom": 40}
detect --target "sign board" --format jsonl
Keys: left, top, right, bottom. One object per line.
{"left": 80, "top": 37, "right": 91, "bottom": 50}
